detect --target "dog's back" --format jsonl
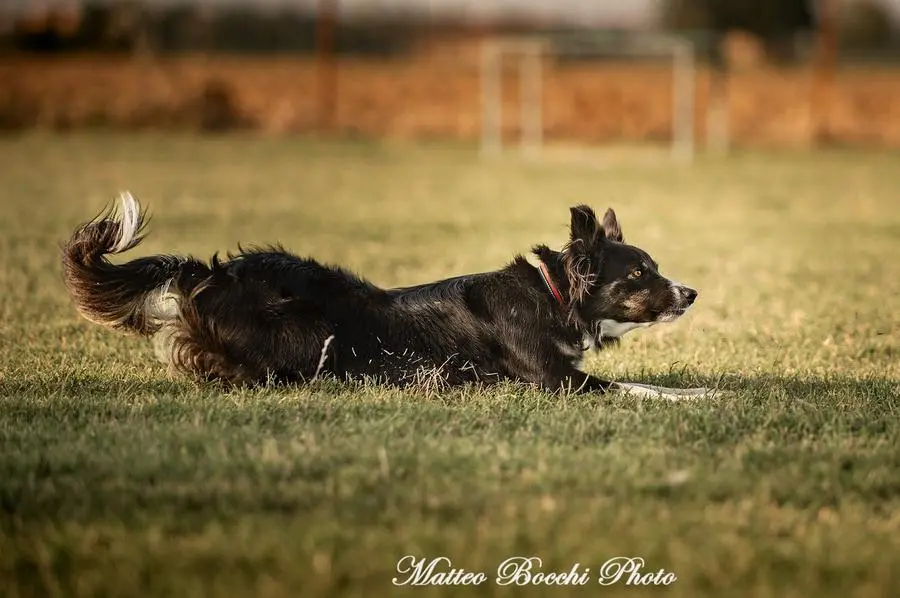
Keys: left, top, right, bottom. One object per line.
{"left": 61, "top": 194, "right": 537, "bottom": 386}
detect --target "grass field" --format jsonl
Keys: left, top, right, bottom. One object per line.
{"left": 0, "top": 134, "right": 898, "bottom": 598}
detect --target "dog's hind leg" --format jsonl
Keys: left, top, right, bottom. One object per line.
{"left": 166, "top": 269, "right": 334, "bottom": 386}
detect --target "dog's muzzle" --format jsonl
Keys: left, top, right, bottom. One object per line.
{"left": 674, "top": 284, "right": 698, "bottom": 307}
{"left": 658, "top": 284, "right": 698, "bottom": 322}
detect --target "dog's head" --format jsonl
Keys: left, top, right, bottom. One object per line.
{"left": 561, "top": 205, "right": 697, "bottom": 344}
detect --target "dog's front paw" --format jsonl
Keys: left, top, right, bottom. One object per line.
{"left": 613, "top": 382, "right": 723, "bottom": 401}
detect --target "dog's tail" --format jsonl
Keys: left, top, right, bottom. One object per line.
{"left": 61, "top": 192, "right": 208, "bottom": 336}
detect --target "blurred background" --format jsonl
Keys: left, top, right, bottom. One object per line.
{"left": 1, "top": 0, "right": 898, "bottom": 150}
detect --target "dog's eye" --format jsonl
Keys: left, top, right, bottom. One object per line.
{"left": 629, "top": 269, "right": 642, "bottom": 280}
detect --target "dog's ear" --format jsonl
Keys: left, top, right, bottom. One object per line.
{"left": 565, "top": 205, "right": 602, "bottom": 304}
{"left": 601, "top": 208, "right": 624, "bottom": 243}
{"left": 569, "top": 205, "right": 601, "bottom": 248}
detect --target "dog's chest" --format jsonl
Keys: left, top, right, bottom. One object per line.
{"left": 554, "top": 321, "right": 650, "bottom": 366}
{"left": 550, "top": 332, "right": 590, "bottom": 367}
{"left": 599, "top": 319, "right": 653, "bottom": 338}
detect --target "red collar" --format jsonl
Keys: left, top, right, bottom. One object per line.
{"left": 538, "top": 261, "right": 566, "bottom": 307}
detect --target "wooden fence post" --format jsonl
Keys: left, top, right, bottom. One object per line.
{"left": 316, "top": 0, "right": 338, "bottom": 133}
{"left": 811, "top": 0, "right": 839, "bottom": 144}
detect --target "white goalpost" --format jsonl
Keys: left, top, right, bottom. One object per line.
{"left": 480, "top": 32, "right": 704, "bottom": 164}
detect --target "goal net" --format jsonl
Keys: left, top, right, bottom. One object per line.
{"left": 480, "top": 32, "right": 702, "bottom": 165}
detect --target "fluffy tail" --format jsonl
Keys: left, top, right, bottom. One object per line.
{"left": 61, "top": 192, "right": 202, "bottom": 336}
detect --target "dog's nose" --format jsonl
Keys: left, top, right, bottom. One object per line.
{"left": 681, "top": 287, "right": 698, "bottom": 305}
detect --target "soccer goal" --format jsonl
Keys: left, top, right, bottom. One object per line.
{"left": 480, "top": 32, "right": 703, "bottom": 164}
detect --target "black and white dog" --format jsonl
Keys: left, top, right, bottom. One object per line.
{"left": 61, "top": 193, "right": 709, "bottom": 398}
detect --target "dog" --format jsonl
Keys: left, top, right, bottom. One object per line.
{"left": 61, "top": 193, "right": 710, "bottom": 398}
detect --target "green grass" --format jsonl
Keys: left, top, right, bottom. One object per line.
{"left": 1, "top": 133, "right": 899, "bottom": 598}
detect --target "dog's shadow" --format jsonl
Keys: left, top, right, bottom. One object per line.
{"left": 2, "top": 369, "right": 894, "bottom": 408}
